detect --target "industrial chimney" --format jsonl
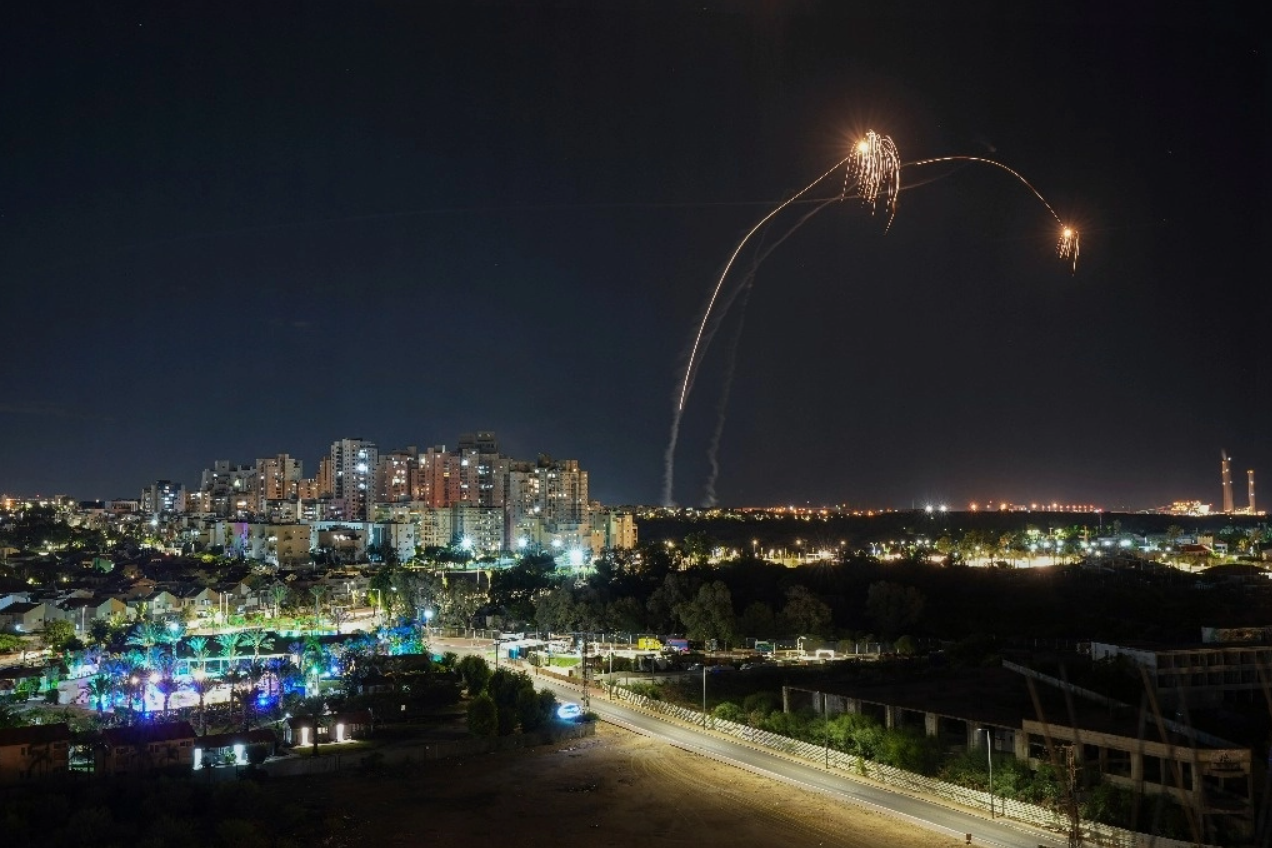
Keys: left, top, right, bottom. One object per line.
{"left": 1221, "top": 450, "right": 1234, "bottom": 514}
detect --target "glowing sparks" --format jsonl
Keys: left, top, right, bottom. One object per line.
{"left": 1057, "top": 226, "right": 1079, "bottom": 272}
{"left": 665, "top": 131, "right": 1082, "bottom": 505}
{"left": 847, "top": 130, "right": 901, "bottom": 229}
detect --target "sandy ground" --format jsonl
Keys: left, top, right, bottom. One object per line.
{"left": 308, "top": 722, "right": 970, "bottom": 848}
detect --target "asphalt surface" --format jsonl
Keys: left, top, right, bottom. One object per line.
{"left": 439, "top": 639, "right": 1068, "bottom": 848}
{"left": 539, "top": 676, "right": 1068, "bottom": 848}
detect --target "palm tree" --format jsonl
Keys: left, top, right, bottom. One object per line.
{"left": 188, "top": 671, "right": 214, "bottom": 735}
{"left": 268, "top": 583, "right": 289, "bottom": 619}
{"left": 126, "top": 621, "right": 162, "bottom": 668}
{"left": 151, "top": 652, "right": 183, "bottom": 718}
{"left": 157, "top": 620, "right": 185, "bottom": 648}
{"left": 222, "top": 666, "right": 249, "bottom": 729}
{"left": 86, "top": 673, "right": 114, "bottom": 718}
{"left": 300, "top": 694, "right": 328, "bottom": 756}
{"left": 215, "top": 631, "right": 244, "bottom": 671}
{"left": 308, "top": 584, "right": 329, "bottom": 628}
{"left": 241, "top": 629, "right": 275, "bottom": 661}
{"left": 186, "top": 635, "right": 211, "bottom": 673}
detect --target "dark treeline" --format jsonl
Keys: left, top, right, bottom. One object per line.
{"left": 493, "top": 541, "right": 1272, "bottom": 647}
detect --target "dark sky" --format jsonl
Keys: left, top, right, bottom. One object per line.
{"left": 1, "top": 2, "right": 1266, "bottom": 509}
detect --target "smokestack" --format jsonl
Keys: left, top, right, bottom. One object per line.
{"left": 1248, "top": 469, "right": 1256, "bottom": 515}
{"left": 1221, "top": 450, "right": 1234, "bottom": 514}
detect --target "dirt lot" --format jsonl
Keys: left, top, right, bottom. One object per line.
{"left": 301, "top": 722, "right": 969, "bottom": 848}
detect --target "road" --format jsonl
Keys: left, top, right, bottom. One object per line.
{"left": 437, "top": 639, "right": 1066, "bottom": 848}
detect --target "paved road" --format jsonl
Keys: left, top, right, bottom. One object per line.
{"left": 436, "top": 639, "right": 1066, "bottom": 848}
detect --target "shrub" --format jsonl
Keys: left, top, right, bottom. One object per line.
{"left": 466, "top": 694, "right": 497, "bottom": 737}
{"left": 712, "top": 702, "right": 745, "bottom": 723}
{"left": 742, "top": 691, "right": 780, "bottom": 715}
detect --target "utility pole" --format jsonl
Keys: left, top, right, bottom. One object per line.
{"left": 985, "top": 728, "right": 995, "bottom": 818}
{"left": 1065, "top": 744, "right": 1082, "bottom": 848}
{"left": 702, "top": 664, "right": 707, "bottom": 728}
{"left": 580, "top": 632, "right": 589, "bottom": 708}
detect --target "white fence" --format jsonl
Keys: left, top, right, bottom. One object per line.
{"left": 608, "top": 686, "right": 1210, "bottom": 848}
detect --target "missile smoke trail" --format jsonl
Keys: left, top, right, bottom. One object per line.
{"left": 664, "top": 132, "right": 1079, "bottom": 506}
{"left": 702, "top": 196, "right": 843, "bottom": 507}
{"left": 702, "top": 278, "right": 752, "bottom": 509}
{"left": 662, "top": 148, "right": 874, "bottom": 505}
{"left": 903, "top": 154, "right": 1079, "bottom": 272}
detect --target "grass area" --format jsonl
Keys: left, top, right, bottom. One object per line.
{"left": 545, "top": 656, "right": 580, "bottom": 668}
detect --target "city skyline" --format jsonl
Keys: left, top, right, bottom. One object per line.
{"left": 1, "top": 4, "right": 1265, "bottom": 507}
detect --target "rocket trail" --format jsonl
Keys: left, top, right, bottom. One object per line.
{"left": 665, "top": 132, "right": 1079, "bottom": 507}
{"left": 902, "top": 155, "right": 1079, "bottom": 272}
{"left": 661, "top": 155, "right": 857, "bottom": 506}
{"left": 702, "top": 197, "right": 842, "bottom": 507}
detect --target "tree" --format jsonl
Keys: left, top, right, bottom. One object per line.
{"left": 215, "top": 631, "right": 244, "bottom": 670}
{"left": 40, "top": 619, "right": 76, "bottom": 653}
{"left": 534, "top": 585, "right": 580, "bottom": 633}
{"left": 152, "top": 652, "right": 183, "bottom": 718}
{"left": 456, "top": 654, "right": 491, "bottom": 695}
{"left": 300, "top": 695, "right": 327, "bottom": 756}
{"left": 488, "top": 553, "right": 557, "bottom": 621}
{"left": 127, "top": 621, "right": 163, "bottom": 667}
{"left": 674, "top": 581, "right": 736, "bottom": 647}
{"left": 440, "top": 580, "right": 485, "bottom": 632}
{"left": 466, "top": 694, "right": 498, "bottom": 737}
{"left": 779, "top": 586, "right": 832, "bottom": 637}
{"left": 865, "top": 581, "right": 926, "bottom": 640}
{"left": 189, "top": 672, "right": 214, "bottom": 734}
{"left": 308, "top": 584, "right": 329, "bottom": 626}
{"left": 647, "top": 572, "right": 698, "bottom": 633}
{"left": 268, "top": 583, "right": 289, "bottom": 619}
{"left": 87, "top": 617, "right": 112, "bottom": 647}
{"left": 737, "top": 602, "right": 776, "bottom": 639}
{"left": 86, "top": 673, "right": 114, "bottom": 717}
{"left": 186, "top": 635, "right": 211, "bottom": 673}
{"left": 241, "top": 629, "right": 275, "bottom": 660}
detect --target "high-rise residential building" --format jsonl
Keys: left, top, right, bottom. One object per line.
{"left": 197, "top": 461, "right": 256, "bottom": 517}
{"left": 256, "top": 453, "right": 303, "bottom": 510}
{"left": 315, "top": 456, "right": 335, "bottom": 499}
{"left": 141, "top": 480, "right": 186, "bottom": 519}
{"left": 506, "top": 455, "right": 588, "bottom": 548}
{"left": 330, "top": 438, "right": 377, "bottom": 520}
{"left": 589, "top": 505, "right": 638, "bottom": 551}
{"left": 413, "top": 445, "right": 460, "bottom": 507}
{"left": 376, "top": 446, "right": 418, "bottom": 503}
{"left": 455, "top": 432, "right": 508, "bottom": 509}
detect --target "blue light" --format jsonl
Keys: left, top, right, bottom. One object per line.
{"left": 557, "top": 703, "right": 582, "bottom": 720}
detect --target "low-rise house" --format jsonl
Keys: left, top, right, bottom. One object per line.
{"left": 97, "top": 721, "right": 197, "bottom": 775}
{"left": 284, "top": 709, "right": 373, "bottom": 747}
{"left": 0, "top": 723, "right": 70, "bottom": 784}
{"left": 178, "top": 586, "right": 222, "bottom": 620}
{"left": 193, "top": 728, "right": 277, "bottom": 769}
{"left": 0, "top": 666, "right": 48, "bottom": 700}
{"left": 0, "top": 601, "right": 50, "bottom": 633}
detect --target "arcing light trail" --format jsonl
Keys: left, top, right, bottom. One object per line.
{"left": 663, "top": 131, "right": 1079, "bottom": 507}
{"left": 702, "top": 196, "right": 844, "bottom": 507}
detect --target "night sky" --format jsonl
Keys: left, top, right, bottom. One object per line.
{"left": 1, "top": 3, "right": 1266, "bottom": 509}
